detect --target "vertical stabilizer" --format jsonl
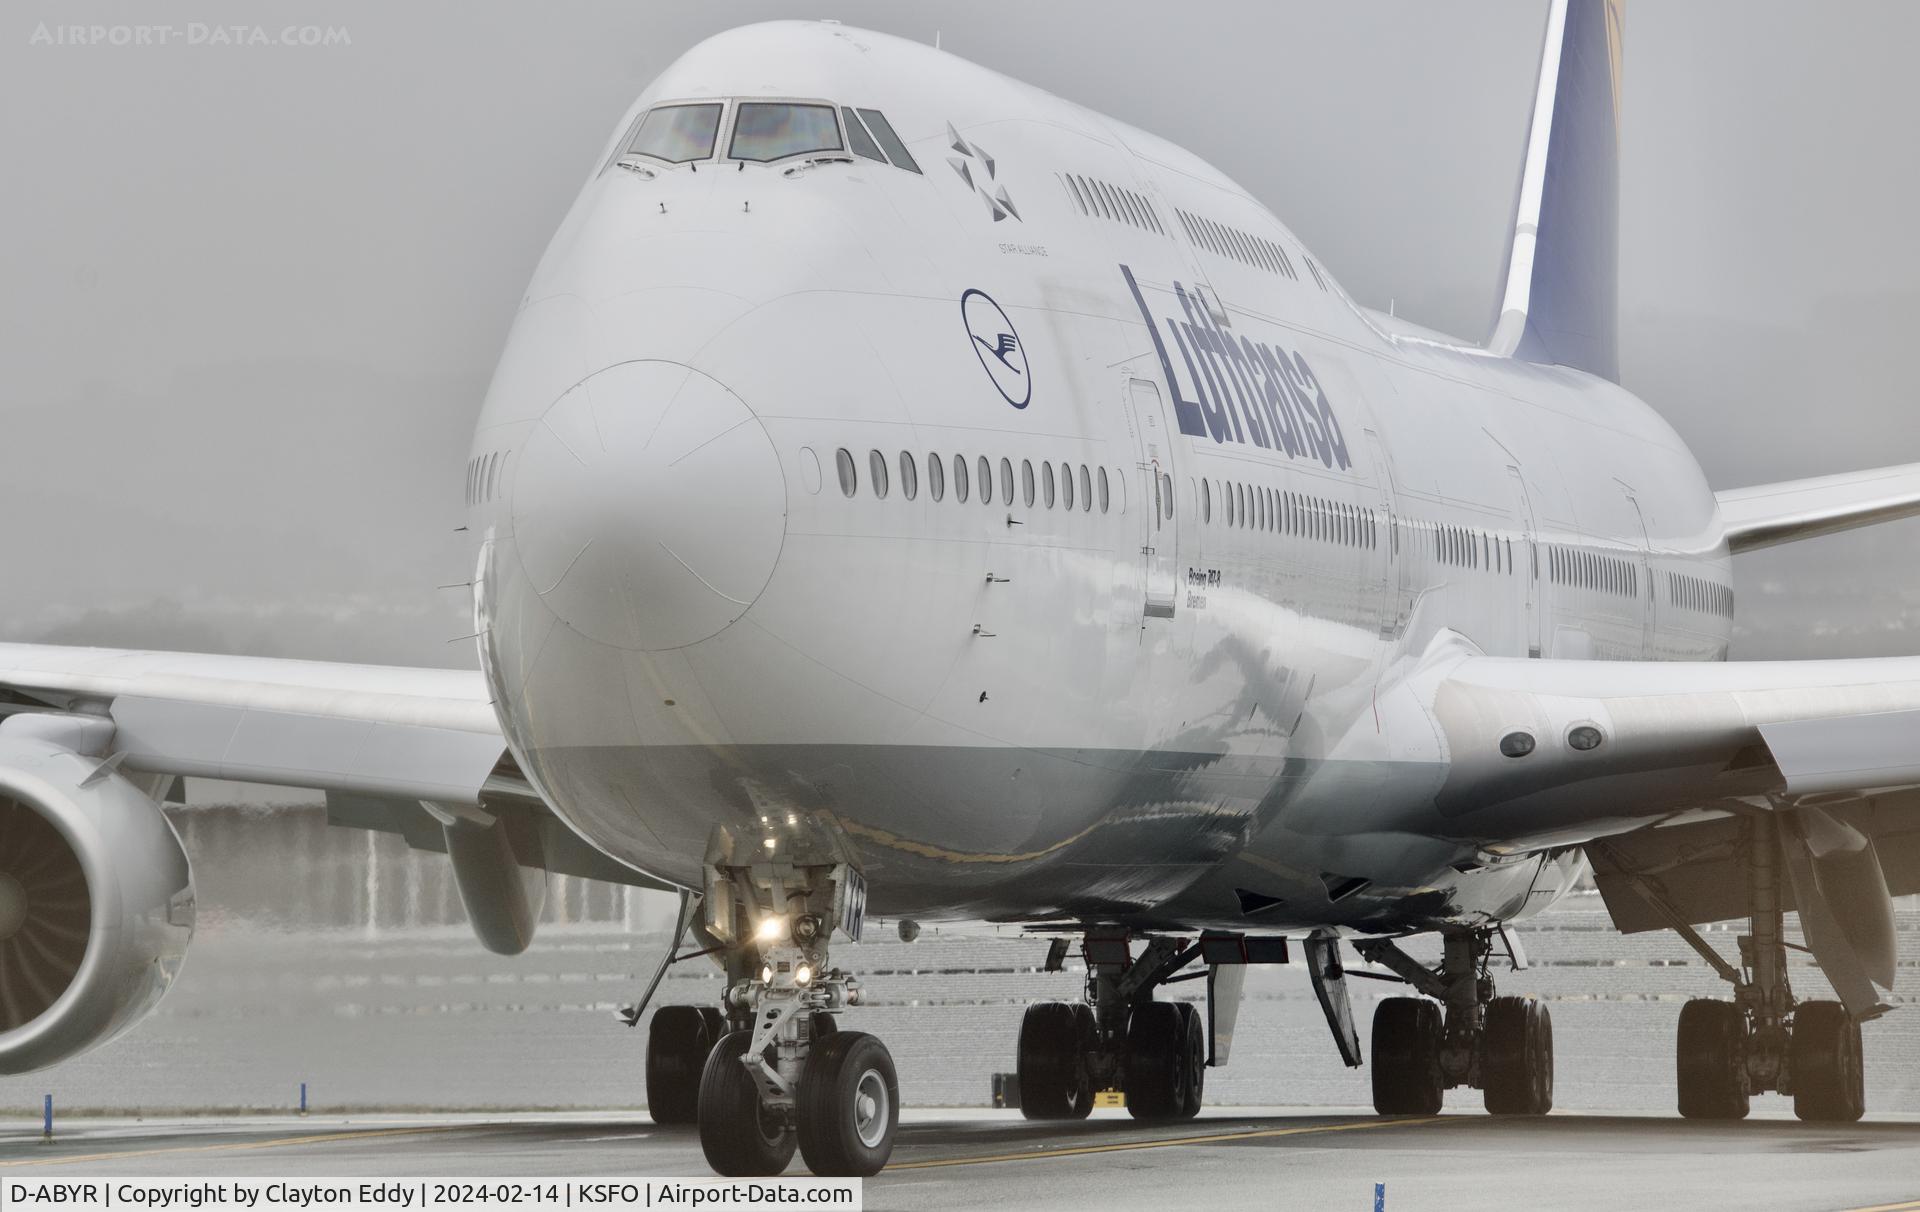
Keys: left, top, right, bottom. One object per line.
{"left": 1487, "top": 0, "right": 1625, "bottom": 381}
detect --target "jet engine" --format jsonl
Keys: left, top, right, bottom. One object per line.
{"left": 0, "top": 721, "right": 194, "bottom": 1074}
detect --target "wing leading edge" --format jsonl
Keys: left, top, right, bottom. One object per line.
{"left": 0, "top": 642, "right": 505, "bottom": 804}
{"left": 1410, "top": 647, "right": 1920, "bottom": 1016}
{"left": 1419, "top": 649, "right": 1920, "bottom": 850}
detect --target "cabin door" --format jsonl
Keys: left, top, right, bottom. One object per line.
{"left": 1507, "top": 466, "right": 1543, "bottom": 658}
{"left": 1122, "top": 377, "right": 1180, "bottom": 620}
{"left": 1625, "top": 491, "right": 1657, "bottom": 656}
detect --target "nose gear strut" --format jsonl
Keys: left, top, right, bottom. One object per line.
{"left": 647, "top": 817, "right": 896, "bottom": 1178}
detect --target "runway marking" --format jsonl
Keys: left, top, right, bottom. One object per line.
{"left": 0, "top": 1124, "right": 478, "bottom": 1169}
{"left": 1840, "top": 1201, "right": 1920, "bottom": 1212}
{"left": 887, "top": 1115, "right": 1449, "bottom": 1170}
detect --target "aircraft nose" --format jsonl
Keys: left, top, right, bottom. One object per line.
{"left": 511, "top": 360, "right": 786, "bottom": 651}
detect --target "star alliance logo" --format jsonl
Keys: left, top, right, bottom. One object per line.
{"left": 946, "top": 123, "right": 1019, "bottom": 222}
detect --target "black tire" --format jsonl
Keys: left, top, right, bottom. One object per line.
{"left": 1172, "top": 1001, "right": 1206, "bottom": 1119}
{"left": 1676, "top": 999, "right": 1749, "bottom": 1120}
{"left": 1123, "top": 1002, "right": 1188, "bottom": 1121}
{"left": 1483, "top": 997, "right": 1553, "bottom": 1116}
{"left": 797, "top": 1030, "right": 900, "bottom": 1177}
{"left": 698, "top": 1030, "right": 795, "bottom": 1176}
{"left": 1792, "top": 1001, "right": 1865, "bottom": 1123}
{"left": 1372, "top": 997, "right": 1444, "bottom": 1116}
{"left": 1017, "top": 1003, "right": 1094, "bottom": 1120}
{"left": 1069, "top": 1003, "right": 1099, "bottom": 1118}
{"left": 647, "top": 1005, "right": 720, "bottom": 1125}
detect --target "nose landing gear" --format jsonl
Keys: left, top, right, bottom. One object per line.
{"left": 683, "top": 821, "right": 896, "bottom": 1178}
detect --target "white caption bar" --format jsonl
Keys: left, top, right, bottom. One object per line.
{"left": 2, "top": 1180, "right": 861, "bottom": 1212}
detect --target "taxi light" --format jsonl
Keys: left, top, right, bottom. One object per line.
{"left": 756, "top": 915, "right": 787, "bottom": 942}
{"left": 795, "top": 964, "right": 813, "bottom": 986}
{"left": 760, "top": 964, "right": 774, "bottom": 984}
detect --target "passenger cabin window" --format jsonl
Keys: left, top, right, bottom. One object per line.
{"left": 730, "top": 102, "right": 841, "bottom": 162}
{"left": 625, "top": 103, "right": 723, "bottom": 164}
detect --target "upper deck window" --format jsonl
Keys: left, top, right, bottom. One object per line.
{"left": 730, "top": 103, "right": 842, "bottom": 162}
{"left": 626, "top": 103, "right": 723, "bottom": 164}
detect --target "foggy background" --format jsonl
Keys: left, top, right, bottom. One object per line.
{"left": 2, "top": 1, "right": 1916, "bottom": 667}
{"left": 3, "top": 2, "right": 1919, "bottom": 1121}
{"left": 4, "top": 804, "right": 1913, "bottom": 1114}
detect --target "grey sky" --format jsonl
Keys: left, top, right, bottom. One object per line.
{"left": 2, "top": 1, "right": 1916, "bottom": 665}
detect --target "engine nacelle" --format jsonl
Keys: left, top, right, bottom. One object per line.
{"left": 0, "top": 728, "right": 194, "bottom": 1073}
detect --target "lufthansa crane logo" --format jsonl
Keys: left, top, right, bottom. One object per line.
{"left": 961, "top": 288, "right": 1030, "bottom": 409}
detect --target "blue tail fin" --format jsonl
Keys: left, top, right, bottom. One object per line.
{"left": 1487, "top": 0, "right": 1625, "bottom": 382}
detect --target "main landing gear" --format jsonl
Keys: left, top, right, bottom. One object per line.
{"left": 1626, "top": 815, "right": 1867, "bottom": 1122}
{"left": 1353, "top": 927, "right": 1553, "bottom": 1116}
{"left": 643, "top": 822, "right": 897, "bottom": 1178}
{"left": 1018, "top": 933, "right": 1272, "bottom": 1123}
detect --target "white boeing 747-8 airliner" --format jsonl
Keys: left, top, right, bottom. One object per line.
{"left": 4, "top": 0, "right": 1920, "bottom": 1178}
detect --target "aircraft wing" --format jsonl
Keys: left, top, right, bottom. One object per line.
{"left": 1408, "top": 646, "right": 1920, "bottom": 1015}
{"left": 1416, "top": 648, "right": 1920, "bottom": 848}
{"left": 1716, "top": 461, "right": 1920, "bottom": 553}
{"left": 0, "top": 641, "right": 506, "bottom": 804}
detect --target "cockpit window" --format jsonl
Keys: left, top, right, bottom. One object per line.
{"left": 626, "top": 103, "right": 723, "bottom": 164}
{"left": 729, "top": 103, "right": 842, "bottom": 162}
{"left": 841, "top": 107, "right": 885, "bottom": 162}
{"left": 855, "top": 109, "right": 920, "bottom": 173}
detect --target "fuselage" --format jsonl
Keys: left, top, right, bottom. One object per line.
{"left": 465, "top": 21, "right": 1732, "bottom": 935}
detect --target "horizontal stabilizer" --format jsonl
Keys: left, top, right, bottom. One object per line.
{"left": 1717, "top": 461, "right": 1920, "bottom": 553}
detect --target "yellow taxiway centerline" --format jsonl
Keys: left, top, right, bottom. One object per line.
{"left": 887, "top": 1115, "right": 1451, "bottom": 1170}
{"left": 0, "top": 1123, "right": 479, "bottom": 1169}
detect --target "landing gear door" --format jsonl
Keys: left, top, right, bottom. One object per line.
{"left": 1124, "top": 377, "right": 1179, "bottom": 619}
